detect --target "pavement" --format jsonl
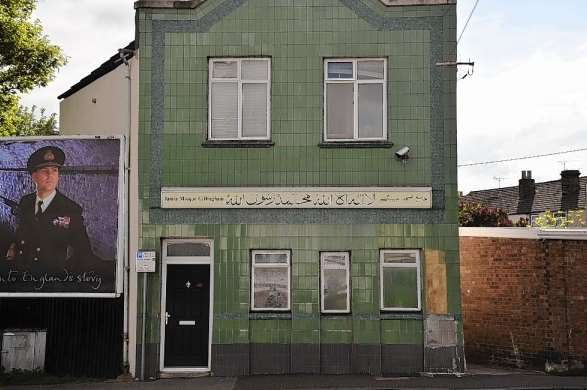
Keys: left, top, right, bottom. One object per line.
{"left": 6, "top": 365, "right": 587, "bottom": 390}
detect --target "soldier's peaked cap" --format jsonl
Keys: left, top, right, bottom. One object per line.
{"left": 27, "top": 146, "right": 65, "bottom": 173}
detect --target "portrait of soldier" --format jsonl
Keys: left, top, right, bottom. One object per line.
{"left": 4, "top": 146, "right": 96, "bottom": 272}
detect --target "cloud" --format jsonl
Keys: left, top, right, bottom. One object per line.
{"left": 458, "top": 47, "right": 587, "bottom": 192}
{"left": 20, "top": 0, "right": 135, "bottom": 117}
{"left": 18, "top": 0, "right": 587, "bottom": 194}
{"left": 457, "top": 1, "right": 587, "bottom": 193}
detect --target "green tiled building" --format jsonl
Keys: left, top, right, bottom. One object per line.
{"left": 135, "top": 0, "right": 461, "bottom": 377}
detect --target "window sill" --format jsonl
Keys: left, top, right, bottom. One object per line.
{"left": 202, "top": 140, "right": 274, "bottom": 148}
{"left": 249, "top": 312, "right": 292, "bottom": 320}
{"left": 321, "top": 313, "right": 352, "bottom": 319}
{"left": 380, "top": 312, "right": 423, "bottom": 320}
{"left": 319, "top": 141, "right": 393, "bottom": 148}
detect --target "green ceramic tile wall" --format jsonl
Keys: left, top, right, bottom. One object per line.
{"left": 136, "top": 223, "right": 456, "bottom": 345}
{"left": 138, "top": 0, "right": 446, "bottom": 188}
{"left": 381, "top": 318, "right": 423, "bottom": 344}
{"left": 135, "top": 0, "right": 458, "bottom": 347}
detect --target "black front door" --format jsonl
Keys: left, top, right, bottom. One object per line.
{"left": 164, "top": 264, "right": 210, "bottom": 367}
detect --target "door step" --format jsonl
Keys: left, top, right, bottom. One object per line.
{"left": 159, "top": 371, "right": 210, "bottom": 378}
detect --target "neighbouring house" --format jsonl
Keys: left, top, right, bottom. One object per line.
{"left": 59, "top": 41, "right": 137, "bottom": 137}
{"left": 462, "top": 170, "right": 587, "bottom": 224}
{"left": 460, "top": 227, "right": 587, "bottom": 372}
{"left": 0, "top": 44, "right": 139, "bottom": 377}
{"left": 134, "top": 0, "right": 462, "bottom": 379}
{"left": 56, "top": 41, "right": 140, "bottom": 377}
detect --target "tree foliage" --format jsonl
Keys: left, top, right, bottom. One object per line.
{"left": 13, "top": 105, "right": 57, "bottom": 136}
{"left": 0, "top": 94, "right": 20, "bottom": 136}
{"left": 0, "top": 0, "right": 66, "bottom": 136}
{"left": 533, "top": 209, "right": 586, "bottom": 229}
{"left": 514, "top": 217, "right": 529, "bottom": 227}
{"left": 459, "top": 200, "right": 513, "bottom": 227}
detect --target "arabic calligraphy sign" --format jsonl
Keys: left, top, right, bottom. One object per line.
{"left": 160, "top": 187, "right": 432, "bottom": 209}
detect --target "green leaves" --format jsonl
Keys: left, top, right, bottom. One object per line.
{"left": 458, "top": 201, "right": 513, "bottom": 227}
{"left": 16, "top": 105, "right": 57, "bottom": 136}
{"left": 0, "top": 0, "right": 66, "bottom": 95}
{"left": 0, "top": 94, "right": 20, "bottom": 136}
{"left": 533, "top": 210, "right": 586, "bottom": 229}
{"left": 0, "top": 0, "right": 35, "bottom": 19}
{"left": 0, "top": 0, "right": 65, "bottom": 136}
{"left": 0, "top": 100, "right": 57, "bottom": 137}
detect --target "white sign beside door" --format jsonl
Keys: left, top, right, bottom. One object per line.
{"left": 136, "top": 251, "right": 156, "bottom": 273}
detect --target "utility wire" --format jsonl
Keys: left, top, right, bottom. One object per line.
{"left": 457, "top": 0, "right": 480, "bottom": 45}
{"left": 458, "top": 147, "right": 587, "bottom": 167}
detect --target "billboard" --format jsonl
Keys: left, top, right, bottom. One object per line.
{"left": 0, "top": 137, "right": 124, "bottom": 297}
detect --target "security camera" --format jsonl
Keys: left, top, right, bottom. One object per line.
{"left": 395, "top": 146, "right": 410, "bottom": 160}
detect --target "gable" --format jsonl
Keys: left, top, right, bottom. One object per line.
{"left": 135, "top": 0, "right": 455, "bottom": 9}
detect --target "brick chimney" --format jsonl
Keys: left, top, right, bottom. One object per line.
{"left": 560, "top": 170, "right": 581, "bottom": 211}
{"left": 517, "top": 170, "right": 535, "bottom": 214}
{"left": 519, "top": 170, "right": 535, "bottom": 199}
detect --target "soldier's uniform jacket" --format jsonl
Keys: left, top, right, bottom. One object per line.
{"left": 12, "top": 191, "right": 94, "bottom": 272}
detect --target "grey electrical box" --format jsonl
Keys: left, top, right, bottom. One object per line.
{"left": 1, "top": 330, "right": 47, "bottom": 372}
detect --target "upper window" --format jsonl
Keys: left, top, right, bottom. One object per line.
{"left": 321, "top": 252, "right": 351, "bottom": 313}
{"left": 324, "top": 58, "right": 387, "bottom": 141}
{"left": 208, "top": 58, "right": 271, "bottom": 140}
{"left": 380, "top": 250, "right": 421, "bottom": 311}
{"left": 251, "top": 250, "right": 290, "bottom": 311}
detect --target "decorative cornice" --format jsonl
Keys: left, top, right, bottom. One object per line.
{"left": 134, "top": 0, "right": 205, "bottom": 9}
{"left": 379, "top": 0, "right": 456, "bottom": 5}
{"left": 135, "top": 0, "right": 455, "bottom": 9}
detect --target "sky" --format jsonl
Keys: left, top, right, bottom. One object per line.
{"left": 20, "top": 0, "right": 587, "bottom": 194}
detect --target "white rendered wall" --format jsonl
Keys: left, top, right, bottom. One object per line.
{"left": 460, "top": 227, "right": 587, "bottom": 240}
{"left": 59, "top": 55, "right": 139, "bottom": 376}
{"left": 59, "top": 57, "right": 138, "bottom": 136}
{"left": 127, "top": 55, "right": 139, "bottom": 378}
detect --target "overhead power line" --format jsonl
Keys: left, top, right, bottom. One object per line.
{"left": 457, "top": 0, "right": 480, "bottom": 45}
{"left": 458, "top": 147, "right": 587, "bottom": 168}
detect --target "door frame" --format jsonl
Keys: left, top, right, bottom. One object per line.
{"left": 159, "top": 238, "right": 214, "bottom": 373}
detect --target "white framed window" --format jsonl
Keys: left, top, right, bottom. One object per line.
{"left": 251, "top": 250, "right": 290, "bottom": 311}
{"left": 321, "top": 252, "right": 351, "bottom": 313}
{"left": 380, "top": 249, "right": 421, "bottom": 311}
{"left": 208, "top": 58, "right": 271, "bottom": 140}
{"left": 324, "top": 58, "right": 387, "bottom": 141}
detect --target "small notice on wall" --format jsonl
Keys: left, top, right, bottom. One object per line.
{"left": 136, "top": 251, "right": 156, "bottom": 273}
{"left": 160, "top": 187, "right": 432, "bottom": 209}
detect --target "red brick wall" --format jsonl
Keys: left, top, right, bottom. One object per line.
{"left": 460, "top": 236, "right": 587, "bottom": 370}
{"left": 552, "top": 240, "right": 587, "bottom": 365}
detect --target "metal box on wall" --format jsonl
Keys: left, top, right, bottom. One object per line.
{"left": 1, "top": 330, "right": 47, "bottom": 372}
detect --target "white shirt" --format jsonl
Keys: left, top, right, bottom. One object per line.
{"left": 35, "top": 190, "right": 57, "bottom": 214}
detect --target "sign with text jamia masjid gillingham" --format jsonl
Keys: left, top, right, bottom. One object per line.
{"left": 160, "top": 187, "right": 432, "bottom": 209}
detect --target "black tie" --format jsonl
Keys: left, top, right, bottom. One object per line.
{"left": 36, "top": 200, "right": 43, "bottom": 216}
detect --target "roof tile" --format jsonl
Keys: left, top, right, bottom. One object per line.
{"left": 462, "top": 177, "right": 587, "bottom": 215}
